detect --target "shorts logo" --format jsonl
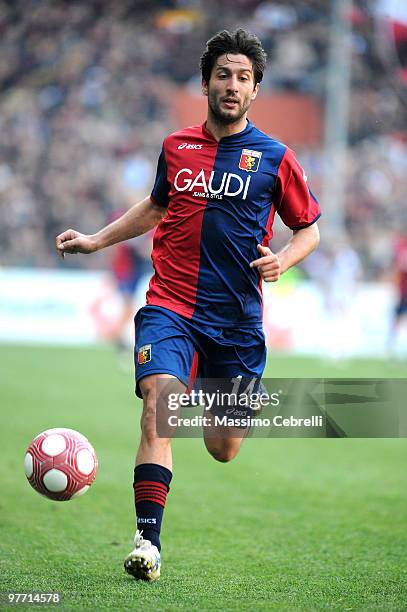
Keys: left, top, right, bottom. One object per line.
{"left": 138, "top": 344, "right": 151, "bottom": 365}
{"left": 239, "top": 149, "right": 262, "bottom": 172}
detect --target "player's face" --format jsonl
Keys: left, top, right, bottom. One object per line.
{"left": 203, "top": 54, "right": 259, "bottom": 125}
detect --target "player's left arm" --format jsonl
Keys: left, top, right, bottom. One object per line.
{"left": 250, "top": 224, "right": 320, "bottom": 282}
{"left": 250, "top": 147, "right": 321, "bottom": 282}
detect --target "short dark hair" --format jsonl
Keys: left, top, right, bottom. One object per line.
{"left": 200, "top": 29, "right": 267, "bottom": 86}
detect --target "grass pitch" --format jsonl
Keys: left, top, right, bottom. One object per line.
{"left": 0, "top": 344, "right": 406, "bottom": 610}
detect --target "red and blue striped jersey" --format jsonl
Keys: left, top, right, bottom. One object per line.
{"left": 147, "top": 120, "right": 320, "bottom": 327}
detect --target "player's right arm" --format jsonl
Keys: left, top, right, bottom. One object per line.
{"left": 56, "top": 196, "right": 165, "bottom": 259}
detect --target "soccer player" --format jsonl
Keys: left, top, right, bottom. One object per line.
{"left": 56, "top": 29, "right": 320, "bottom": 581}
{"left": 389, "top": 232, "right": 407, "bottom": 353}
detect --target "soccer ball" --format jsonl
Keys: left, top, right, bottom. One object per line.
{"left": 24, "top": 428, "right": 98, "bottom": 501}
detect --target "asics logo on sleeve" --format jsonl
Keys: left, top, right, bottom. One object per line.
{"left": 178, "top": 143, "right": 203, "bottom": 150}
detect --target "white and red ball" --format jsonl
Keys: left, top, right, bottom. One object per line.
{"left": 24, "top": 428, "right": 98, "bottom": 501}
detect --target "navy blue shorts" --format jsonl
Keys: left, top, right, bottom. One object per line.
{"left": 134, "top": 305, "right": 266, "bottom": 398}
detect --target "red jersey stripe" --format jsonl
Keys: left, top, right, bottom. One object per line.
{"left": 147, "top": 125, "right": 218, "bottom": 318}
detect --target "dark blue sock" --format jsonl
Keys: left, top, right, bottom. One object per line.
{"left": 133, "top": 463, "right": 172, "bottom": 552}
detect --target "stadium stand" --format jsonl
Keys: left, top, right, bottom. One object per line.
{"left": 0, "top": 0, "right": 406, "bottom": 280}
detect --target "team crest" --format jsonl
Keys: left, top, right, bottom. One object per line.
{"left": 138, "top": 344, "right": 151, "bottom": 365}
{"left": 239, "top": 149, "right": 262, "bottom": 172}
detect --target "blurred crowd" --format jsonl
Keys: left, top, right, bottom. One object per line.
{"left": 0, "top": 0, "right": 406, "bottom": 280}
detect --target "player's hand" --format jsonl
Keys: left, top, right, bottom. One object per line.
{"left": 249, "top": 244, "right": 281, "bottom": 282}
{"left": 55, "top": 229, "right": 98, "bottom": 259}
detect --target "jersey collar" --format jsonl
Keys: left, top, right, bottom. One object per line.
{"left": 201, "top": 119, "right": 253, "bottom": 143}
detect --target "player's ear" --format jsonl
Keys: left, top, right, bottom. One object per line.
{"left": 202, "top": 79, "right": 208, "bottom": 97}
{"left": 251, "top": 83, "right": 260, "bottom": 101}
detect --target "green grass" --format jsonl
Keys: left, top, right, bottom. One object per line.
{"left": 0, "top": 344, "right": 406, "bottom": 610}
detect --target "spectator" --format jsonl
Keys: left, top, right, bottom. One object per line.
{"left": 0, "top": 0, "right": 406, "bottom": 285}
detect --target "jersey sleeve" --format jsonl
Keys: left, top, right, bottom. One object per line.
{"left": 274, "top": 147, "right": 321, "bottom": 229}
{"left": 151, "top": 145, "right": 170, "bottom": 208}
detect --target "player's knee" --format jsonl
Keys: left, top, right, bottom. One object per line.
{"left": 207, "top": 444, "right": 239, "bottom": 463}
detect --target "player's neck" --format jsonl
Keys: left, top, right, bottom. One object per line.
{"left": 205, "top": 113, "right": 248, "bottom": 142}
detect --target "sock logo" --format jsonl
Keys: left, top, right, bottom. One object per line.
{"left": 137, "top": 517, "right": 157, "bottom": 524}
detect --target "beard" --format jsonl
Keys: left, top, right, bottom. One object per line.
{"left": 208, "top": 90, "right": 251, "bottom": 126}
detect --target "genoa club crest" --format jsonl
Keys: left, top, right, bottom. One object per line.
{"left": 239, "top": 149, "right": 262, "bottom": 172}
{"left": 138, "top": 344, "right": 151, "bottom": 365}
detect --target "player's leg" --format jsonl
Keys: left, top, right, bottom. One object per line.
{"left": 125, "top": 373, "right": 186, "bottom": 581}
{"left": 203, "top": 424, "right": 248, "bottom": 462}
{"left": 202, "top": 377, "right": 257, "bottom": 463}
{"left": 125, "top": 305, "right": 196, "bottom": 581}
{"left": 202, "top": 329, "right": 266, "bottom": 463}
{"left": 134, "top": 373, "right": 181, "bottom": 546}
{"left": 136, "top": 373, "right": 175, "bottom": 468}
